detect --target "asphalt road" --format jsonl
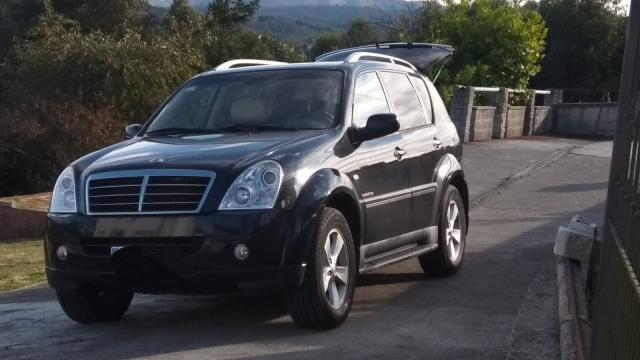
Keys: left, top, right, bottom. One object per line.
{"left": 0, "top": 136, "right": 612, "bottom": 360}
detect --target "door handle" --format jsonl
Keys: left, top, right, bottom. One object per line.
{"left": 394, "top": 147, "right": 407, "bottom": 159}
{"left": 433, "top": 137, "right": 443, "bottom": 148}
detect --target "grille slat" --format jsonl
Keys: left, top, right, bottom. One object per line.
{"left": 87, "top": 171, "right": 214, "bottom": 215}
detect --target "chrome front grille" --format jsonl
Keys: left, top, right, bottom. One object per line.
{"left": 86, "top": 170, "right": 215, "bottom": 215}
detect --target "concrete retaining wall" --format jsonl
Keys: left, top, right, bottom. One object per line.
{"left": 555, "top": 103, "right": 618, "bottom": 137}
{"left": 470, "top": 106, "right": 496, "bottom": 141}
{"left": 533, "top": 106, "right": 552, "bottom": 135}
{"left": 0, "top": 201, "right": 46, "bottom": 240}
{"left": 505, "top": 106, "right": 526, "bottom": 138}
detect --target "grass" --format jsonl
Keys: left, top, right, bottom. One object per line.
{"left": 0, "top": 239, "right": 46, "bottom": 292}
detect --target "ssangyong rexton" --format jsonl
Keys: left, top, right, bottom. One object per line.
{"left": 45, "top": 43, "right": 469, "bottom": 329}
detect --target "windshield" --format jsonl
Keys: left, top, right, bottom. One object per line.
{"left": 145, "top": 69, "right": 344, "bottom": 135}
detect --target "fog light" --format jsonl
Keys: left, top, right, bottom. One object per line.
{"left": 56, "top": 245, "right": 68, "bottom": 261}
{"left": 234, "top": 243, "right": 249, "bottom": 260}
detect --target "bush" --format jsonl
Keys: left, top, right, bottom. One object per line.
{"left": 0, "top": 97, "right": 126, "bottom": 195}
{"left": 1, "top": 12, "right": 208, "bottom": 121}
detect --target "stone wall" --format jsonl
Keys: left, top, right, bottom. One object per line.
{"left": 469, "top": 106, "right": 496, "bottom": 141}
{"left": 505, "top": 106, "right": 526, "bottom": 138}
{"left": 0, "top": 201, "right": 46, "bottom": 240}
{"left": 554, "top": 103, "right": 618, "bottom": 137}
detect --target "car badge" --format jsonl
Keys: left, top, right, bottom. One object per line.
{"left": 149, "top": 158, "right": 164, "bottom": 164}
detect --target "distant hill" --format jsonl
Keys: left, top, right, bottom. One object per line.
{"left": 148, "top": 0, "right": 404, "bottom": 43}
{"left": 253, "top": 5, "right": 388, "bottom": 43}
{"left": 150, "top": 0, "right": 406, "bottom": 10}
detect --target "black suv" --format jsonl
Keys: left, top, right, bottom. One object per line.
{"left": 45, "top": 43, "right": 469, "bottom": 329}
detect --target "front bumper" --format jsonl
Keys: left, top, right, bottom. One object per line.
{"left": 45, "top": 210, "right": 305, "bottom": 294}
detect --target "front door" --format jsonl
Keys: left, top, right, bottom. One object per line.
{"left": 379, "top": 72, "right": 442, "bottom": 233}
{"left": 352, "top": 71, "right": 411, "bottom": 248}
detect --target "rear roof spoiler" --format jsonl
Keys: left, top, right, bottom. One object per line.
{"left": 315, "top": 42, "right": 454, "bottom": 82}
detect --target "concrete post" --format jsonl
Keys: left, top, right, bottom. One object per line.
{"left": 493, "top": 87, "right": 509, "bottom": 139}
{"left": 523, "top": 90, "right": 536, "bottom": 136}
{"left": 449, "top": 86, "right": 475, "bottom": 142}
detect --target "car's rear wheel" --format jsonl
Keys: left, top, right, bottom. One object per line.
{"left": 287, "top": 207, "right": 356, "bottom": 330}
{"left": 419, "top": 184, "right": 467, "bottom": 276}
{"left": 56, "top": 286, "right": 133, "bottom": 323}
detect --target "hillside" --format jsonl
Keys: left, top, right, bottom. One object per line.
{"left": 148, "top": 0, "right": 400, "bottom": 43}
{"left": 253, "top": 5, "right": 386, "bottom": 43}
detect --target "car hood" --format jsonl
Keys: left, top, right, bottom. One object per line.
{"left": 79, "top": 131, "right": 331, "bottom": 177}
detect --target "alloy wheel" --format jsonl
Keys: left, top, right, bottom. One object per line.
{"left": 322, "top": 228, "right": 349, "bottom": 309}
{"left": 446, "top": 200, "right": 463, "bottom": 262}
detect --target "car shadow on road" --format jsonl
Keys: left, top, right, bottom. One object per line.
{"left": 539, "top": 182, "right": 609, "bottom": 193}
{"left": 357, "top": 272, "right": 426, "bottom": 287}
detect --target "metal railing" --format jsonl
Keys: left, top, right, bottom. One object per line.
{"left": 591, "top": 0, "right": 640, "bottom": 358}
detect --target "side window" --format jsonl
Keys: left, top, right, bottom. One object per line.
{"left": 424, "top": 79, "right": 451, "bottom": 123}
{"left": 380, "top": 72, "right": 427, "bottom": 130}
{"left": 409, "top": 75, "right": 434, "bottom": 125}
{"left": 353, "top": 72, "right": 391, "bottom": 128}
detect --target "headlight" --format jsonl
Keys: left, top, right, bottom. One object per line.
{"left": 219, "top": 161, "right": 283, "bottom": 210}
{"left": 49, "top": 166, "right": 77, "bottom": 213}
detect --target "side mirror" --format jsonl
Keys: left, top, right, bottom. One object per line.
{"left": 125, "top": 124, "right": 143, "bottom": 139}
{"left": 352, "top": 114, "right": 400, "bottom": 144}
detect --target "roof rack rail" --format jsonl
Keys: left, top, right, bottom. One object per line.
{"left": 344, "top": 52, "right": 417, "bottom": 71}
{"left": 214, "top": 59, "right": 287, "bottom": 71}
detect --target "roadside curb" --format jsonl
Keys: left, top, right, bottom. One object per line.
{"left": 0, "top": 282, "right": 47, "bottom": 295}
{"left": 557, "top": 256, "right": 591, "bottom": 360}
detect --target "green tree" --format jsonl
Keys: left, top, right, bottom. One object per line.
{"left": 164, "top": 0, "right": 204, "bottom": 37}
{"left": 424, "top": 0, "right": 548, "bottom": 90}
{"left": 207, "top": 0, "right": 259, "bottom": 30}
{"left": 0, "top": 0, "right": 43, "bottom": 59}
{"left": 535, "top": 0, "right": 627, "bottom": 89}
{"left": 50, "top": 0, "right": 148, "bottom": 35}
{"left": 310, "top": 19, "right": 378, "bottom": 58}
{"left": 310, "top": 32, "right": 346, "bottom": 59}
{"left": 345, "top": 19, "right": 377, "bottom": 47}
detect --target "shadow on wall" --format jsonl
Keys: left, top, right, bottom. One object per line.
{"left": 0, "top": 201, "right": 45, "bottom": 240}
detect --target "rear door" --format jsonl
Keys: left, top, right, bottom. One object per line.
{"left": 352, "top": 71, "right": 411, "bottom": 246}
{"left": 315, "top": 42, "right": 454, "bottom": 80}
{"left": 379, "top": 72, "right": 441, "bottom": 231}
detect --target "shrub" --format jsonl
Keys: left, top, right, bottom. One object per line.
{"left": 0, "top": 97, "right": 126, "bottom": 195}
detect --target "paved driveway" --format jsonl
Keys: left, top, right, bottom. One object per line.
{"left": 0, "top": 137, "right": 612, "bottom": 360}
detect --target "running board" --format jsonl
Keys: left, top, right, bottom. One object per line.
{"left": 359, "top": 243, "right": 438, "bottom": 274}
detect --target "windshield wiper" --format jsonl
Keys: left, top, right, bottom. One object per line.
{"left": 144, "top": 127, "right": 218, "bottom": 136}
{"left": 216, "top": 124, "right": 298, "bottom": 133}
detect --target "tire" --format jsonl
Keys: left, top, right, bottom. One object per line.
{"left": 419, "top": 184, "right": 467, "bottom": 276}
{"left": 287, "top": 207, "right": 357, "bottom": 330}
{"left": 56, "top": 286, "right": 133, "bottom": 323}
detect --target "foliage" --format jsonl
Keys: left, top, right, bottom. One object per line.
{"left": 50, "top": 0, "right": 149, "bottom": 35}
{"left": 1, "top": 11, "right": 207, "bottom": 121}
{"left": 0, "top": 0, "right": 308, "bottom": 195}
{"left": 207, "top": 0, "right": 259, "bottom": 30}
{"left": 535, "top": 0, "right": 627, "bottom": 89}
{"left": 310, "top": 19, "right": 377, "bottom": 58}
{"left": 0, "top": 0, "right": 44, "bottom": 59}
{"left": 423, "top": 0, "right": 547, "bottom": 90}
{"left": 0, "top": 98, "right": 126, "bottom": 194}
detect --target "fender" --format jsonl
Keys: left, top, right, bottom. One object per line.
{"left": 281, "top": 168, "right": 364, "bottom": 285}
{"left": 431, "top": 154, "right": 469, "bottom": 226}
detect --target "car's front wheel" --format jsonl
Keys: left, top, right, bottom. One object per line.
{"left": 56, "top": 286, "right": 133, "bottom": 323}
{"left": 419, "top": 184, "right": 467, "bottom": 276}
{"left": 287, "top": 207, "right": 356, "bottom": 330}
